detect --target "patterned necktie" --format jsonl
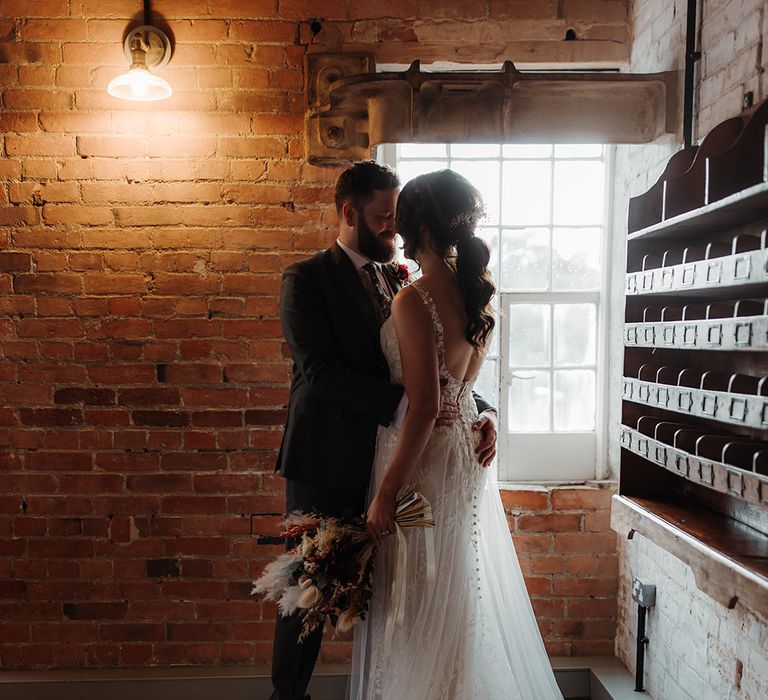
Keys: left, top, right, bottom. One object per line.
{"left": 363, "top": 262, "right": 392, "bottom": 320}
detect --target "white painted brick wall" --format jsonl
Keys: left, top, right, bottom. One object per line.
{"left": 617, "top": 535, "right": 768, "bottom": 700}
{"left": 699, "top": 0, "right": 766, "bottom": 132}
{"left": 610, "top": 1, "right": 768, "bottom": 698}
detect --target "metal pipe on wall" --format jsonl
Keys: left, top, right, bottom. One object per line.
{"left": 683, "top": 0, "right": 702, "bottom": 147}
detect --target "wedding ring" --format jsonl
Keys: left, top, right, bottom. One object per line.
{"left": 382, "top": 529, "right": 391, "bottom": 537}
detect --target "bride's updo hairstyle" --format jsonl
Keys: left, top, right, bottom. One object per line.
{"left": 396, "top": 169, "right": 495, "bottom": 349}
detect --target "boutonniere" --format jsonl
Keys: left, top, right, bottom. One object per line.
{"left": 391, "top": 262, "right": 412, "bottom": 286}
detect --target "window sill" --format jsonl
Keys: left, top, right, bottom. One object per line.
{"left": 610, "top": 494, "right": 768, "bottom": 616}
{"left": 498, "top": 479, "right": 615, "bottom": 491}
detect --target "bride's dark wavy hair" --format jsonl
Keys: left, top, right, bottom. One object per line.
{"left": 396, "top": 169, "right": 495, "bottom": 349}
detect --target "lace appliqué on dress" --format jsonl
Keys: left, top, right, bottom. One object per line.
{"left": 348, "top": 281, "right": 563, "bottom": 700}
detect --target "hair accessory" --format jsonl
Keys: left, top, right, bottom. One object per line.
{"left": 449, "top": 211, "right": 474, "bottom": 230}
{"left": 448, "top": 205, "right": 486, "bottom": 231}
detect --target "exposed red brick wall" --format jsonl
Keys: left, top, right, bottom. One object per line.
{"left": 0, "top": 1, "right": 624, "bottom": 668}
{"left": 503, "top": 484, "right": 618, "bottom": 657}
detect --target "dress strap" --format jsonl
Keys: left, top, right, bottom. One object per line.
{"left": 412, "top": 282, "right": 446, "bottom": 359}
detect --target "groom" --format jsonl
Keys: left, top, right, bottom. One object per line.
{"left": 270, "top": 160, "right": 497, "bottom": 700}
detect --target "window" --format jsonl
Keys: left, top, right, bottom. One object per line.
{"left": 379, "top": 143, "right": 611, "bottom": 481}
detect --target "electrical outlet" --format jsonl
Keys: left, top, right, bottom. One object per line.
{"left": 631, "top": 576, "right": 656, "bottom": 607}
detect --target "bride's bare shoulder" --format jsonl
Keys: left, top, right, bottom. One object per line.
{"left": 391, "top": 283, "right": 431, "bottom": 323}
{"left": 392, "top": 282, "right": 422, "bottom": 309}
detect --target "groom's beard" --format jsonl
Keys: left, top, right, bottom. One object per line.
{"left": 356, "top": 217, "right": 397, "bottom": 264}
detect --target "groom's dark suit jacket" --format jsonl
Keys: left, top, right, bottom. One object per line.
{"left": 276, "top": 242, "right": 492, "bottom": 491}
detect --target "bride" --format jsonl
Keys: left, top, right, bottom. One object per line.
{"left": 348, "top": 170, "right": 564, "bottom": 700}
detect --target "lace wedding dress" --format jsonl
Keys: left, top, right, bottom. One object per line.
{"left": 348, "top": 282, "right": 563, "bottom": 700}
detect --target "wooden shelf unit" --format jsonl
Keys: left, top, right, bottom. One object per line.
{"left": 618, "top": 108, "right": 768, "bottom": 615}
{"left": 626, "top": 231, "right": 768, "bottom": 297}
{"left": 611, "top": 494, "right": 768, "bottom": 614}
{"left": 624, "top": 312, "right": 768, "bottom": 352}
{"left": 627, "top": 181, "right": 768, "bottom": 243}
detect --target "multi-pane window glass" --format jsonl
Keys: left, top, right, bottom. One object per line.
{"left": 507, "top": 301, "right": 597, "bottom": 432}
{"left": 390, "top": 143, "right": 607, "bottom": 480}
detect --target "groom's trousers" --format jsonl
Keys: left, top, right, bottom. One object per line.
{"left": 269, "top": 478, "right": 368, "bottom": 700}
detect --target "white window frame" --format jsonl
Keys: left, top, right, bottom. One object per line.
{"left": 378, "top": 143, "right": 614, "bottom": 483}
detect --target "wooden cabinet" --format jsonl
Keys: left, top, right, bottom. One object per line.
{"left": 612, "top": 99, "right": 768, "bottom": 615}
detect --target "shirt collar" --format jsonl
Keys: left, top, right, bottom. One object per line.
{"left": 336, "top": 238, "right": 377, "bottom": 271}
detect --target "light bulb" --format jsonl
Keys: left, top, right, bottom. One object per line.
{"left": 107, "top": 66, "right": 172, "bottom": 102}
{"left": 107, "top": 26, "right": 173, "bottom": 102}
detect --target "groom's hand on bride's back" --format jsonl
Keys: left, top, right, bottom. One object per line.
{"left": 433, "top": 396, "right": 497, "bottom": 467}
{"left": 472, "top": 410, "right": 498, "bottom": 468}
{"left": 434, "top": 395, "right": 459, "bottom": 427}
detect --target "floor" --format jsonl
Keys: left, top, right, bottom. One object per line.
{"left": 0, "top": 657, "right": 649, "bottom": 700}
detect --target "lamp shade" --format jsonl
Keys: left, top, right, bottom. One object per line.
{"left": 107, "top": 66, "right": 172, "bottom": 101}
{"left": 107, "top": 24, "right": 173, "bottom": 102}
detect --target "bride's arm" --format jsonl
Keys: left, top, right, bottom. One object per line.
{"left": 366, "top": 286, "right": 440, "bottom": 545}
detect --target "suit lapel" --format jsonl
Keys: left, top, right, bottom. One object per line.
{"left": 326, "top": 243, "right": 382, "bottom": 337}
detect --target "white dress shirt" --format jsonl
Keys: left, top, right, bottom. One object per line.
{"left": 336, "top": 238, "right": 395, "bottom": 300}
{"left": 336, "top": 238, "right": 408, "bottom": 428}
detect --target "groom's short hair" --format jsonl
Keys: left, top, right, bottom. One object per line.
{"left": 334, "top": 160, "right": 400, "bottom": 213}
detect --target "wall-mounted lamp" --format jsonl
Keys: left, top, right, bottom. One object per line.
{"left": 107, "top": 1, "right": 172, "bottom": 102}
